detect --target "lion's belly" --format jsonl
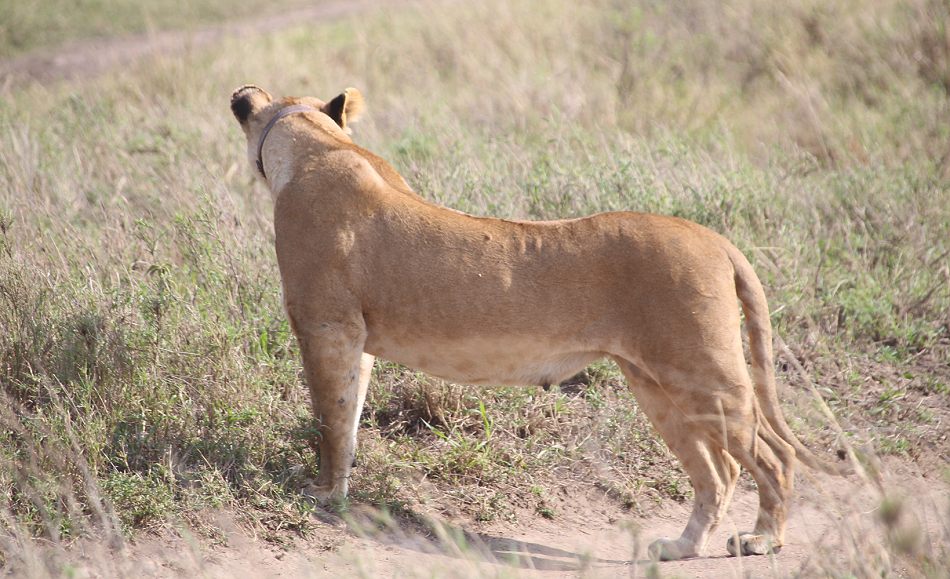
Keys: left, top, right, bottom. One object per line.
{"left": 365, "top": 332, "right": 602, "bottom": 386}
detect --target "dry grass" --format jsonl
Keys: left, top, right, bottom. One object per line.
{"left": 0, "top": 0, "right": 319, "bottom": 58}
{"left": 0, "top": 0, "right": 949, "bottom": 576}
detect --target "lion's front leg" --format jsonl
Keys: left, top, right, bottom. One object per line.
{"left": 291, "top": 314, "right": 367, "bottom": 504}
{"left": 351, "top": 353, "right": 375, "bottom": 467}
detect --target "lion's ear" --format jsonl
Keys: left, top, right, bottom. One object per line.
{"left": 230, "top": 85, "right": 273, "bottom": 124}
{"left": 321, "top": 88, "right": 364, "bottom": 132}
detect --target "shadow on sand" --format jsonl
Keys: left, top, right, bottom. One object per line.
{"left": 325, "top": 505, "right": 635, "bottom": 573}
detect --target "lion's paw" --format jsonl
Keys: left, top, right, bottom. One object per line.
{"left": 726, "top": 532, "right": 781, "bottom": 557}
{"left": 301, "top": 480, "right": 346, "bottom": 505}
{"left": 300, "top": 482, "right": 334, "bottom": 503}
{"left": 647, "top": 537, "right": 700, "bottom": 561}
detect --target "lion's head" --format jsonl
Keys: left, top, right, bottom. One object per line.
{"left": 229, "top": 85, "right": 364, "bottom": 178}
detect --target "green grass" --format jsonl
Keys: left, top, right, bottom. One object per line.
{"left": 1, "top": 0, "right": 949, "bottom": 576}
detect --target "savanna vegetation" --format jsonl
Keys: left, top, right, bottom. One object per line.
{"left": 0, "top": 0, "right": 318, "bottom": 58}
{"left": 0, "top": 0, "right": 948, "bottom": 576}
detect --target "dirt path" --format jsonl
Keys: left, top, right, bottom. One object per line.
{"left": 65, "top": 458, "right": 945, "bottom": 578}
{"left": 0, "top": 0, "right": 391, "bottom": 87}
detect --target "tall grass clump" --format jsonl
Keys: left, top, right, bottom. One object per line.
{"left": 0, "top": 0, "right": 948, "bottom": 575}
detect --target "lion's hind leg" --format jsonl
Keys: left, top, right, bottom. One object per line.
{"left": 615, "top": 358, "right": 741, "bottom": 561}
{"left": 723, "top": 411, "right": 795, "bottom": 557}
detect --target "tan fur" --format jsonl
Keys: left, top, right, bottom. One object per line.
{"left": 230, "top": 86, "right": 846, "bottom": 560}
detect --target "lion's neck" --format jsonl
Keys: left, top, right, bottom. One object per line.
{"left": 265, "top": 159, "right": 295, "bottom": 199}
{"left": 261, "top": 129, "right": 315, "bottom": 199}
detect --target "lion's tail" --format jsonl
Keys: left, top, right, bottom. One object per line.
{"left": 725, "top": 243, "right": 851, "bottom": 476}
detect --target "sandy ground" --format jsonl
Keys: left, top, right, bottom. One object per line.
{"left": 51, "top": 457, "right": 945, "bottom": 578}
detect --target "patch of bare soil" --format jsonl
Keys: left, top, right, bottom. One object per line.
{"left": 52, "top": 457, "right": 947, "bottom": 578}
{"left": 0, "top": 0, "right": 389, "bottom": 88}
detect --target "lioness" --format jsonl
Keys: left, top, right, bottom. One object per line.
{"left": 230, "top": 85, "right": 846, "bottom": 560}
